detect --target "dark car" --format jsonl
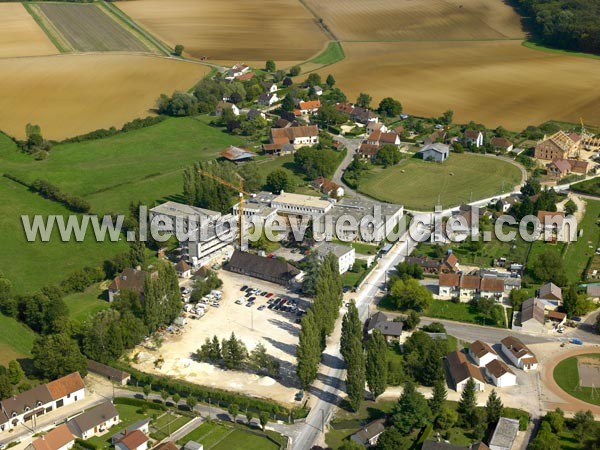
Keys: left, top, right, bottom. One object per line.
{"left": 249, "top": 296, "right": 256, "bottom": 302}
{"left": 572, "top": 316, "right": 582, "bottom": 322}
{"left": 240, "top": 285, "right": 248, "bottom": 292}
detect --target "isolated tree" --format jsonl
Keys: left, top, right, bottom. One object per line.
{"left": 404, "top": 310, "right": 420, "bottom": 331}
{"left": 509, "top": 288, "right": 529, "bottom": 311}
{"left": 289, "top": 65, "right": 301, "bottom": 76}
{"left": 325, "top": 74, "right": 336, "bottom": 88}
{"left": 564, "top": 199, "right": 578, "bottom": 215}
{"left": 392, "top": 381, "right": 431, "bottom": 433}
{"left": 143, "top": 384, "right": 151, "bottom": 400}
{"left": 173, "top": 44, "right": 184, "bottom": 56}
{"left": 266, "top": 169, "right": 295, "bottom": 193}
{"left": 375, "top": 144, "right": 401, "bottom": 167}
{"left": 378, "top": 97, "right": 402, "bottom": 117}
{"left": 160, "top": 390, "right": 169, "bottom": 403}
{"left": 266, "top": 59, "right": 276, "bottom": 72}
{"left": 441, "top": 109, "right": 454, "bottom": 125}
{"left": 228, "top": 403, "right": 239, "bottom": 422}
{"left": 186, "top": 395, "right": 197, "bottom": 411}
{"left": 296, "top": 311, "right": 321, "bottom": 389}
{"left": 485, "top": 390, "right": 504, "bottom": 425}
{"left": 429, "top": 378, "right": 447, "bottom": 412}
{"left": 281, "top": 94, "right": 296, "bottom": 112}
{"left": 389, "top": 278, "right": 432, "bottom": 312}
{"left": 457, "top": 378, "right": 478, "bottom": 426}
{"left": 356, "top": 92, "right": 372, "bottom": 108}
{"left": 259, "top": 411, "right": 269, "bottom": 431}
{"left": 562, "top": 285, "right": 579, "bottom": 318}
{"left": 301, "top": 252, "right": 321, "bottom": 296}
{"left": 365, "top": 329, "right": 388, "bottom": 400}
{"left": 172, "top": 393, "right": 181, "bottom": 406}
{"left": 306, "top": 73, "right": 322, "bottom": 87}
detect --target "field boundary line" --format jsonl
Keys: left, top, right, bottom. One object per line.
{"left": 206, "top": 427, "right": 235, "bottom": 450}
{"left": 296, "top": 0, "right": 337, "bottom": 41}
{"left": 522, "top": 40, "right": 600, "bottom": 61}
{"left": 301, "top": 41, "right": 346, "bottom": 74}
{"left": 23, "top": 3, "right": 72, "bottom": 53}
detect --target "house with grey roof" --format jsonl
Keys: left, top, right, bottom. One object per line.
{"left": 350, "top": 418, "right": 385, "bottom": 447}
{"left": 489, "top": 417, "right": 519, "bottom": 450}
{"left": 419, "top": 143, "right": 450, "bottom": 162}
{"left": 315, "top": 243, "right": 355, "bottom": 274}
{"left": 68, "top": 401, "right": 119, "bottom": 439}
{"left": 366, "top": 312, "right": 403, "bottom": 342}
{"left": 513, "top": 298, "right": 546, "bottom": 334}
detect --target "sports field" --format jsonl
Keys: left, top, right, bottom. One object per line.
{"left": 0, "top": 313, "right": 36, "bottom": 366}
{"left": 0, "top": 3, "right": 58, "bottom": 58}
{"left": 0, "top": 54, "right": 208, "bottom": 140}
{"left": 318, "top": 41, "right": 600, "bottom": 129}
{"left": 116, "top": 0, "right": 328, "bottom": 62}
{"left": 304, "top": 0, "right": 525, "bottom": 41}
{"left": 29, "top": 3, "right": 151, "bottom": 53}
{"left": 554, "top": 354, "right": 600, "bottom": 406}
{"left": 357, "top": 153, "right": 523, "bottom": 210}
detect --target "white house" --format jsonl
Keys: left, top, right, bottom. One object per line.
{"left": 30, "top": 424, "right": 75, "bottom": 450}
{"left": 115, "top": 430, "right": 148, "bottom": 450}
{"left": 480, "top": 277, "right": 505, "bottom": 301}
{"left": 215, "top": 101, "right": 240, "bottom": 116}
{"left": 258, "top": 92, "right": 279, "bottom": 106}
{"left": 296, "top": 100, "right": 321, "bottom": 115}
{"left": 68, "top": 401, "right": 119, "bottom": 439}
{"left": 468, "top": 340, "right": 498, "bottom": 367}
{"left": 438, "top": 272, "right": 460, "bottom": 299}
{"left": 175, "top": 259, "right": 192, "bottom": 278}
{"left": 501, "top": 336, "right": 538, "bottom": 371}
{"left": 464, "top": 130, "right": 484, "bottom": 148}
{"left": 419, "top": 143, "right": 450, "bottom": 162}
{"left": 485, "top": 359, "right": 517, "bottom": 387}
{"left": 366, "top": 121, "right": 388, "bottom": 135}
{"left": 315, "top": 243, "right": 355, "bottom": 274}
{"left": 269, "top": 125, "right": 319, "bottom": 150}
{"left": 350, "top": 418, "right": 385, "bottom": 447}
{"left": 446, "top": 350, "right": 485, "bottom": 392}
{"left": 263, "top": 82, "right": 278, "bottom": 94}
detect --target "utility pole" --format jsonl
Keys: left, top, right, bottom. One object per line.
{"left": 321, "top": 409, "right": 325, "bottom": 434}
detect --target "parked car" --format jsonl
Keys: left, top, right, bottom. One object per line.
{"left": 240, "top": 285, "right": 248, "bottom": 292}
{"left": 569, "top": 338, "right": 583, "bottom": 345}
{"left": 258, "top": 305, "right": 266, "bottom": 311}
{"left": 235, "top": 299, "right": 243, "bottom": 305}
{"left": 572, "top": 316, "right": 582, "bottom": 322}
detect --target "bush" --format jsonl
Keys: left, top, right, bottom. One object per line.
{"left": 113, "top": 397, "right": 167, "bottom": 411}
{"left": 62, "top": 116, "right": 166, "bottom": 143}
{"left": 75, "top": 439, "right": 99, "bottom": 450}
{"left": 503, "top": 407, "right": 530, "bottom": 430}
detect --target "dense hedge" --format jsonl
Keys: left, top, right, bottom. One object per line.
{"left": 114, "top": 397, "right": 167, "bottom": 411}
{"left": 61, "top": 116, "right": 167, "bottom": 144}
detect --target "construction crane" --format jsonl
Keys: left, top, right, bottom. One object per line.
{"left": 196, "top": 168, "right": 250, "bottom": 248}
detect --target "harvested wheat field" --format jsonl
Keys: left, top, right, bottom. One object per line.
{"left": 116, "top": 0, "right": 328, "bottom": 62}
{"left": 0, "top": 3, "right": 58, "bottom": 58}
{"left": 0, "top": 54, "right": 208, "bottom": 140}
{"left": 319, "top": 41, "right": 600, "bottom": 129}
{"left": 305, "top": 0, "right": 525, "bottom": 41}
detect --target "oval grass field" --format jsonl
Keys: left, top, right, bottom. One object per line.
{"left": 357, "top": 152, "right": 523, "bottom": 211}
{"left": 553, "top": 354, "right": 600, "bottom": 407}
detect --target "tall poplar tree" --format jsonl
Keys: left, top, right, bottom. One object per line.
{"left": 365, "top": 328, "right": 387, "bottom": 400}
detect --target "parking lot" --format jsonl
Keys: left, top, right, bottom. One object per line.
{"left": 131, "top": 269, "right": 310, "bottom": 406}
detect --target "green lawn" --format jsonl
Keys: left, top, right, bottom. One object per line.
{"left": 64, "top": 282, "right": 111, "bottom": 323}
{"left": 306, "top": 41, "right": 345, "bottom": 66}
{"left": 151, "top": 413, "right": 191, "bottom": 440}
{"left": 0, "top": 176, "right": 127, "bottom": 294}
{"left": 357, "top": 153, "right": 523, "bottom": 211}
{"left": 342, "top": 259, "right": 368, "bottom": 287}
{"left": 333, "top": 239, "right": 379, "bottom": 255}
{"left": 177, "top": 421, "right": 281, "bottom": 450}
{"left": 86, "top": 404, "right": 153, "bottom": 449}
{"left": 425, "top": 300, "right": 506, "bottom": 328}
{"left": 553, "top": 354, "right": 600, "bottom": 406}
{"left": 253, "top": 154, "right": 320, "bottom": 195}
{"left": 0, "top": 313, "right": 36, "bottom": 365}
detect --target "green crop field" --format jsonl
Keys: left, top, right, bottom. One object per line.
{"left": 177, "top": 421, "right": 281, "bottom": 450}
{"left": 0, "top": 313, "right": 36, "bottom": 365}
{"left": 357, "top": 153, "right": 523, "bottom": 211}
{"left": 554, "top": 354, "right": 600, "bottom": 406}
{"left": 30, "top": 3, "right": 151, "bottom": 53}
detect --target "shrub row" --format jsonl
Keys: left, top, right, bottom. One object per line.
{"left": 114, "top": 397, "right": 167, "bottom": 411}
{"left": 61, "top": 116, "right": 167, "bottom": 144}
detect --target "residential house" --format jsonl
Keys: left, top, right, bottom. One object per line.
{"left": 68, "top": 401, "right": 119, "bottom": 439}
{"left": 480, "top": 277, "right": 505, "bottom": 301}
{"left": 538, "top": 282, "right": 563, "bottom": 303}
{"left": 175, "top": 259, "right": 192, "bottom": 279}
{"left": 215, "top": 101, "right": 239, "bottom": 116}
{"left": 547, "top": 159, "right": 589, "bottom": 178}
{"left": 546, "top": 311, "right": 567, "bottom": 327}
{"left": 226, "top": 250, "right": 302, "bottom": 286}
{"left": 263, "top": 125, "right": 319, "bottom": 154}
{"left": 258, "top": 92, "right": 279, "bottom": 107}
{"left": 263, "top": 82, "right": 278, "bottom": 94}
{"left": 30, "top": 424, "right": 75, "bottom": 450}
{"left": 534, "top": 131, "right": 579, "bottom": 160}
{"left": 468, "top": 340, "right": 498, "bottom": 367}
{"left": 235, "top": 72, "right": 255, "bottom": 82}
{"left": 115, "top": 430, "right": 149, "bottom": 450}
{"left": 419, "top": 143, "right": 450, "bottom": 162}
{"left": 183, "top": 441, "right": 204, "bottom": 450}
{"left": 438, "top": 272, "right": 460, "bottom": 298}
{"left": 498, "top": 196, "right": 520, "bottom": 213}
{"left": 296, "top": 100, "right": 321, "bottom": 116}
{"left": 108, "top": 268, "right": 158, "bottom": 303}
{"left": 365, "top": 130, "right": 401, "bottom": 148}
{"left": 424, "top": 129, "right": 447, "bottom": 145}
{"left": 112, "top": 420, "right": 150, "bottom": 446}
{"left": 0, "top": 372, "right": 85, "bottom": 432}
{"left": 459, "top": 275, "right": 481, "bottom": 301}
{"left": 422, "top": 443, "right": 490, "bottom": 450}
{"left": 311, "top": 177, "right": 344, "bottom": 198}
{"left": 405, "top": 256, "right": 444, "bottom": 274}
{"left": 246, "top": 109, "right": 266, "bottom": 121}
{"left": 335, "top": 102, "right": 378, "bottom": 124}
{"left": 350, "top": 418, "right": 385, "bottom": 447}
{"left": 489, "top": 417, "right": 520, "bottom": 450}
{"left": 445, "top": 350, "right": 485, "bottom": 392}
{"left": 271, "top": 191, "right": 334, "bottom": 215}
{"left": 490, "top": 137, "right": 514, "bottom": 152}
{"left": 313, "top": 86, "right": 324, "bottom": 96}
{"left": 225, "top": 64, "right": 250, "bottom": 80}
{"left": 357, "top": 143, "right": 380, "bottom": 160}
{"left": 500, "top": 336, "right": 538, "bottom": 370}
{"left": 485, "top": 359, "right": 517, "bottom": 387}
{"left": 315, "top": 243, "right": 355, "bottom": 274}
{"left": 464, "top": 130, "right": 484, "bottom": 148}
{"left": 440, "top": 253, "right": 459, "bottom": 273}
{"left": 366, "top": 121, "right": 388, "bottom": 135}
{"left": 87, "top": 360, "right": 130, "bottom": 385}
{"left": 515, "top": 298, "right": 546, "bottom": 334}
{"left": 219, "top": 146, "right": 256, "bottom": 163}
{"left": 366, "top": 312, "right": 403, "bottom": 342}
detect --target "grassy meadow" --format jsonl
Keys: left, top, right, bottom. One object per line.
{"left": 357, "top": 153, "right": 523, "bottom": 210}
{"left": 0, "top": 313, "right": 36, "bottom": 366}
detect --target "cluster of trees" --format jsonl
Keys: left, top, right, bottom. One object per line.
{"left": 293, "top": 147, "right": 341, "bottom": 179}
{"left": 387, "top": 276, "right": 433, "bottom": 312}
{"left": 509, "top": 179, "right": 558, "bottom": 220}
{"left": 377, "top": 97, "right": 403, "bottom": 117}
{"left": 529, "top": 250, "right": 568, "bottom": 286}
{"left": 296, "top": 254, "right": 343, "bottom": 389}
{"left": 32, "top": 333, "right": 87, "bottom": 380}
{"left": 395, "top": 262, "right": 424, "bottom": 281}
{"left": 530, "top": 408, "right": 599, "bottom": 449}
{"left": 374, "top": 145, "right": 403, "bottom": 167}
{"left": 266, "top": 168, "right": 296, "bottom": 193}
{"left": 189, "top": 270, "right": 223, "bottom": 302}
{"left": 0, "top": 361, "right": 25, "bottom": 400}
{"left": 471, "top": 297, "right": 505, "bottom": 326}
{"left": 195, "top": 334, "right": 280, "bottom": 377}
{"left": 182, "top": 161, "right": 241, "bottom": 213}
{"left": 513, "top": 0, "right": 600, "bottom": 54}
{"left": 18, "top": 123, "right": 52, "bottom": 156}
{"left": 340, "top": 302, "right": 367, "bottom": 411}
{"left": 62, "top": 116, "right": 166, "bottom": 144}
{"left": 342, "top": 157, "right": 370, "bottom": 189}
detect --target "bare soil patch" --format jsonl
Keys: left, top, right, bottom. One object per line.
{"left": 0, "top": 3, "right": 58, "bottom": 58}
{"left": 116, "top": 0, "right": 328, "bottom": 62}
{"left": 578, "top": 356, "right": 600, "bottom": 388}
{"left": 0, "top": 54, "right": 208, "bottom": 140}
{"left": 318, "top": 41, "right": 600, "bottom": 129}
{"left": 304, "top": 0, "right": 525, "bottom": 42}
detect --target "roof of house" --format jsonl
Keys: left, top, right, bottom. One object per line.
{"left": 298, "top": 100, "right": 320, "bottom": 110}
{"left": 219, "top": 145, "right": 256, "bottom": 161}
{"left": 550, "top": 159, "right": 572, "bottom": 173}
{"left": 420, "top": 142, "right": 450, "bottom": 155}
{"left": 446, "top": 350, "right": 485, "bottom": 385}
{"left": 439, "top": 272, "right": 460, "bottom": 287}
{"left": 275, "top": 118, "right": 291, "bottom": 128}
{"left": 460, "top": 275, "right": 481, "bottom": 290}
{"left": 235, "top": 72, "right": 255, "bottom": 81}
{"left": 490, "top": 136, "right": 513, "bottom": 148}
{"left": 566, "top": 159, "right": 589, "bottom": 173}
{"left": 1, "top": 378, "right": 58, "bottom": 418}
{"left": 32, "top": 424, "right": 74, "bottom": 450}
{"left": 540, "top": 131, "right": 577, "bottom": 152}
{"left": 539, "top": 282, "right": 562, "bottom": 301}
{"left": 367, "top": 312, "right": 403, "bottom": 337}
{"left": 520, "top": 298, "right": 545, "bottom": 325}
{"left": 465, "top": 130, "right": 483, "bottom": 139}
{"left": 315, "top": 242, "right": 353, "bottom": 259}
{"left": 406, "top": 255, "right": 441, "bottom": 270}
{"left": 469, "top": 340, "right": 497, "bottom": 358}
{"left": 489, "top": 417, "right": 520, "bottom": 450}
{"left": 270, "top": 125, "right": 318, "bottom": 142}
{"left": 272, "top": 192, "right": 332, "bottom": 209}
{"left": 358, "top": 143, "right": 380, "bottom": 156}
{"left": 367, "top": 130, "right": 399, "bottom": 144}
{"left": 112, "top": 419, "right": 151, "bottom": 444}
{"left": 501, "top": 336, "right": 537, "bottom": 363}
{"left": 117, "top": 430, "right": 148, "bottom": 450}
{"left": 485, "top": 358, "right": 514, "bottom": 378}
{"left": 69, "top": 401, "right": 119, "bottom": 433}
{"left": 547, "top": 311, "right": 567, "bottom": 321}
{"left": 216, "top": 101, "right": 236, "bottom": 110}
{"left": 442, "top": 253, "right": 458, "bottom": 269}
{"left": 108, "top": 268, "right": 148, "bottom": 293}
{"left": 480, "top": 277, "right": 504, "bottom": 293}
{"left": 175, "top": 259, "right": 192, "bottom": 273}
{"left": 47, "top": 372, "right": 85, "bottom": 400}
{"left": 87, "top": 360, "right": 130, "bottom": 383}
{"left": 351, "top": 418, "right": 385, "bottom": 443}
{"left": 227, "top": 250, "right": 301, "bottom": 284}
{"left": 152, "top": 443, "right": 179, "bottom": 450}
{"left": 183, "top": 442, "right": 203, "bottom": 450}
